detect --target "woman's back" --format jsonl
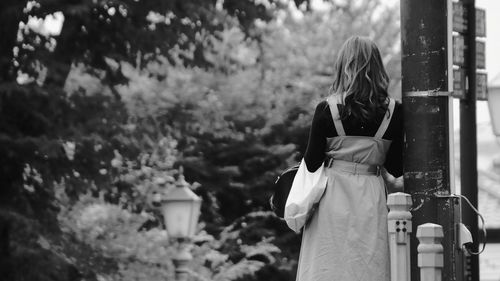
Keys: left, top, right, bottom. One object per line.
{"left": 295, "top": 95, "right": 398, "bottom": 281}
{"left": 325, "top": 94, "right": 396, "bottom": 166}
{"left": 303, "top": 95, "right": 403, "bottom": 176}
{"left": 292, "top": 36, "right": 404, "bottom": 281}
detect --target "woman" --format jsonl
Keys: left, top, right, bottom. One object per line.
{"left": 292, "top": 36, "right": 403, "bottom": 281}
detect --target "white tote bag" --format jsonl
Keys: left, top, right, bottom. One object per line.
{"left": 284, "top": 159, "right": 328, "bottom": 233}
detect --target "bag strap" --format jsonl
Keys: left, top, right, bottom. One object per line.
{"left": 374, "top": 98, "right": 396, "bottom": 139}
{"left": 326, "top": 94, "right": 346, "bottom": 136}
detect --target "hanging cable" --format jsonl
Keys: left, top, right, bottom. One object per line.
{"left": 454, "top": 194, "right": 487, "bottom": 255}
{"left": 433, "top": 193, "right": 487, "bottom": 255}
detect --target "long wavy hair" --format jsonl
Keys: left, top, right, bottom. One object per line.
{"left": 330, "top": 36, "right": 390, "bottom": 122}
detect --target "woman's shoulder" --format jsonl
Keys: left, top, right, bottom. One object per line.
{"left": 313, "top": 99, "right": 331, "bottom": 114}
{"left": 312, "top": 99, "right": 334, "bottom": 124}
{"left": 316, "top": 99, "right": 330, "bottom": 109}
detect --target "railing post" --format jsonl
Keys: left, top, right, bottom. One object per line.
{"left": 416, "top": 223, "right": 444, "bottom": 281}
{"left": 387, "top": 192, "right": 412, "bottom": 281}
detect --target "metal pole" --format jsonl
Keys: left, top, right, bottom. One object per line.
{"left": 172, "top": 239, "right": 192, "bottom": 281}
{"left": 400, "top": 0, "right": 459, "bottom": 280}
{"left": 459, "top": 0, "right": 479, "bottom": 280}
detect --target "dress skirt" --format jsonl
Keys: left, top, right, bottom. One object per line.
{"left": 295, "top": 168, "right": 390, "bottom": 281}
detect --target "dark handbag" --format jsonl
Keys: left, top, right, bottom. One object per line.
{"left": 270, "top": 164, "right": 300, "bottom": 218}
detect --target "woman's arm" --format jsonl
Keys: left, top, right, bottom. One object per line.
{"left": 382, "top": 102, "right": 404, "bottom": 193}
{"left": 303, "top": 101, "right": 329, "bottom": 172}
{"left": 382, "top": 167, "right": 404, "bottom": 193}
{"left": 384, "top": 102, "right": 404, "bottom": 178}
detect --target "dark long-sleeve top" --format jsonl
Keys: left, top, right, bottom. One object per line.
{"left": 304, "top": 100, "right": 404, "bottom": 177}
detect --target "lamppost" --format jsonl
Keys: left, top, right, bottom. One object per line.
{"left": 156, "top": 171, "right": 202, "bottom": 281}
{"left": 487, "top": 80, "right": 500, "bottom": 173}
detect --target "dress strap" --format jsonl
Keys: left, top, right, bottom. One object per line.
{"left": 326, "top": 95, "right": 346, "bottom": 136}
{"left": 374, "top": 98, "right": 396, "bottom": 139}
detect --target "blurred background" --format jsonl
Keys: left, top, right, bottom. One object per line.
{"left": 0, "top": 0, "right": 498, "bottom": 280}
{"left": 458, "top": 1, "right": 500, "bottom": 280}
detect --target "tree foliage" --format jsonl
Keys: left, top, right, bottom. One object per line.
{"left": 0, "top": 0, "right": 400, "bottom": 280}
{"left": 8, "top": 0, "right": 309, "bottom": 87}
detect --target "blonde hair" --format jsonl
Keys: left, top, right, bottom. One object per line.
{"left": 330, "top": 36, "right": 390, "bottom": 122}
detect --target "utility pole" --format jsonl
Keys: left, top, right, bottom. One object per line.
{"left": 400, "top": 0, "right": 460, "bottom": 280}
{"left": 459, "top": 0, "right": 479, "bottom": 280}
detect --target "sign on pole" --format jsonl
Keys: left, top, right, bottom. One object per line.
{"left": 453, "top": 35, "right": 467, "bottom": 67}
{"left": 476, "top": 8, "right": 487, "bottom": 100}
{"left": 453, "top": 2, "right": 467, "bottom": 33}
{"left": 452, "top": 69, "right": 466, "bottom": 99}
{"left": 451, "top": 3, "right": 487, "bottom": 100}
{"left": 476, "top": 40, "right": 485, "bottom": 69}
{"left": 476, "top": 8, "right": 486, "bottom": 37}
{"left": 476, "top": 72, "right": 488, "bottom": 100}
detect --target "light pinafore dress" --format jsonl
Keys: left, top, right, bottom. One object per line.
{"left": 295, "top": 96, "right": 396, "bottom": 281}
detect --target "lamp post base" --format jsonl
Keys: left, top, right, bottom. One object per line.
{"left": 172, "top": 240, "right": 193, "bottom": 281}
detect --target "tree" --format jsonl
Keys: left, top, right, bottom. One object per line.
{"left": 0, "top": 1, "right": 310, "bottom": 279}
{"left": 6, "top": 0, "right": 313, "bottom": 87}
{"left": 0, "top": 0, "right": 401, "bottom": 279}
{"left": 107, "top": 0, "right": 401, "bottom": 226}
